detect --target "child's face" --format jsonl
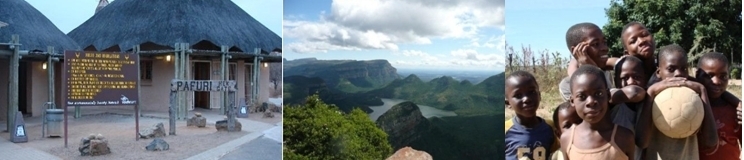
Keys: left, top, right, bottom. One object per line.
{"left": 696, "top": 59, "right": 729, "bottom": 99}
{"left": 506, "top": 76, "right": 541, "bottom": 118}
{"left": 577, "top": 28, "right": 610, "bottom": 68}
{"left": 657, "top": 52, "right": 688, "bottom": 80}
{"left": 557, "top": 107, "right": 581, "bottom": 135}
{"left": 570, "top": 74, "right": 609, "bottom": 123}
{"left": 618, "top": 60, "right": 648, "bottom": 88}
{"left": 622, "top": 24, "right": 655, "bottom": 59}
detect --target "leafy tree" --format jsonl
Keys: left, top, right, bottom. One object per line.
{"left": 284, "top": 94, "right": 393, "bottom": 160}
{"left": 603, "top": 0, "right": 741, "bottom": 64}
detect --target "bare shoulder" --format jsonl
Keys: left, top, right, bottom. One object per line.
{"left": 614, "top": 126, "right": 635, "bottom": 152}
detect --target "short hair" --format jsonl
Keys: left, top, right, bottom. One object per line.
{"left": 697, "top": 52, "right": 729, "bottom": 68}
{"left": 620, "top": 22, "right": 646, "bottom": 45}
{"left": 507, "top": 70, "right": 537, "bottom": 85}
{"left": 565, "top": 22, "right": 601, "bottom": 50}
{"left": 552, "top": 101, "right": 572, "bottom": 127}
{"left": 657, "top": 44, "right": 687, "bottom": 64}
{"left": 613, "top": 56, "right": 644, "bottom": 87}
{"left": 570, "top": 65, "right": 608, "bottom": 91}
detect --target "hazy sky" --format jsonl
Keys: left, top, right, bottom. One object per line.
{"left": 24, "top": 0, "right": 282, "bottom": 37}
{"left": 283, "top": 0, "right": 505, "bottom": 71}
{"left": 505, "top": 0, "right": 608, "bottom": 59}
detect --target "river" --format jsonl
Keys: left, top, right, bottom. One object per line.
{"left": 368, "top": 98, "right": 458, "bottom": 121}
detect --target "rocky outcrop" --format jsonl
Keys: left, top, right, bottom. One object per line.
{"left": 376, "top": 102, "right": 431, "bottom": 149}
{"left": 79, "top": 134, "right": 111, "bottom": 156}
{"left": 284, "top": 59, "right": 400, "bottom": 88}
{"left": 386, "top": 147, "right": 433, "bottom": 160}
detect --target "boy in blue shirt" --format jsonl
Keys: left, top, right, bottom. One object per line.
{"left": 505, "top": 70, "right": 559, "bottom": 160}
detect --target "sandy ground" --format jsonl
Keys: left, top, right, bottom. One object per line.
{"left": 0, "top": 108, "right": 281, "bottom": 160}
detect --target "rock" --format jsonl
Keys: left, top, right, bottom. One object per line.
{"left": 386, "top": 147, "right": 432, "bottom": 160}
{"left": 194, "top": 112, "right": 202, "bottom": 117}
{"left": 187, "top": 114, "right": 207, "bottom": 128}
{"left": 79, "top": 133, "right": 110, "bottom": 156}
{"left": 145, "top": 138, "right": 170, "bottom": 151}
{"left": 263, "top": 112, "right": 274, "bottom": 118}
{"left": 215, "top": 120, "right": 242, "bottom": 132}
{"left": 139, "top": 123, "right": 166, "bottom": 139}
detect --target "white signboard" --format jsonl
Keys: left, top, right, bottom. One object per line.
{"left": 171, "top": 80, "right": 237, "bottom": 92}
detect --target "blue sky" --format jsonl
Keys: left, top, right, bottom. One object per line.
{"left": 24, "top": 0, "right": 282, "bottom": 37}
{"left": 506, "top": 1, "right": 610, "bottom": 60}
{"left": 283, "top": 0, "right": 505, "bottom": 71}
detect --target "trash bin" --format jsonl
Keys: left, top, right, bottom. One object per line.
{"left": 45, "top": 109, "right": 63, "bottom": 137}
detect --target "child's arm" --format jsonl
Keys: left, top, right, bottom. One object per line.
{"left": 568, "top": 58, "right": 578, "bottom": 76}
{"left": 680, "top": 80, "right": 720, "bottom": 150}
{"left": 635, "top": 94, "right": 654, "bottom": 148}
{"left": 567, "top": 57, "right": 619, "bottom": 76}
{"left": 720, "top": 91, "right": 742, "bottom": 124}
{"left": 610, "top": 85, "right": 646, "bottom": 105}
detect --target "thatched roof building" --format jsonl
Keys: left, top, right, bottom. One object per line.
{"left": 0, "top": 0, "right": 81, "bottom": 54}
{"left": 68, "top": 0, "right": 281, "bottom": 56}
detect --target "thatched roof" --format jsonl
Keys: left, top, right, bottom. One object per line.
{"left": 0, "top": 0, "right": 81, "bottom": 54}
{"left": 68, "top": 0, "right": 282, "bottom": 53}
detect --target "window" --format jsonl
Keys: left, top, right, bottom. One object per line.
{"left": 140, "top": 60, "right": 153, "bottom": 80}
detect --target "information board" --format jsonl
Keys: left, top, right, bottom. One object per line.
{"left": 63, "top": 51, "right": 139, "bottom": 106}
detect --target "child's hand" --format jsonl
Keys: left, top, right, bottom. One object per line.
{"left": 571, "top": 42, "right": 597, "bottom": 66}
{"left": 647, "top": 77, "right": 704, "bottom": 97}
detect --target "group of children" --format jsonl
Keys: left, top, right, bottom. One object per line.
{"left": 505, "top": 21, "right": 742, "bottom": 160}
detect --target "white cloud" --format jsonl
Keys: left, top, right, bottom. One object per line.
{"left": 391, "top": 49, "right": 504, "bottom": 69}
{"left": 284, "top": 0, "right": 505, "bottom": 53}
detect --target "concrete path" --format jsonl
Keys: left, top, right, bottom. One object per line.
{"left": 218, "top": 122, "right": 282, "bottom": 160}
{"left": 184, "top": 120, "right": 279, "bottom": 160}
{"left": 0, "top": 141, "right": 62, "bottom": 160}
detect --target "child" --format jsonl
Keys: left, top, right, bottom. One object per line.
{"left": 695, "top": 52, "right": 742, "bottom": 159}
{"left": 560, "top": 65, "right": 635, "bottom": 159}
{"left": 505, "top": 71, "right": 560, "bottom": 160}
{"left": 638, "top": 44, "right": 719, "bottom": 160}
{"left": 612, "top": 56, "right": 649, "bottom": 160}
{"left": 551, "top": 102, "right": 581, "bottom": 160}
{"left": 559, "top": 22, "right": 613, "bottom": 102}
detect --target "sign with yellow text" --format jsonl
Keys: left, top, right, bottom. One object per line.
{"left": 63, "top": 51, "right": 139, "bottom": 106}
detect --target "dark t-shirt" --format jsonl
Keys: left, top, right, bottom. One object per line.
{"left": 505, "top": 117, "right": 558, "bottom": 160}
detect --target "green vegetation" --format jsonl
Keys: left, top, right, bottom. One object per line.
{"left": 364, "top": 74, "right": 503, "bottom": 116}
{"left": 284, "top": 95, "right": 393, "bottom": 160}
{"left": 603, "top": 0, "right": 741, "bottom": 63}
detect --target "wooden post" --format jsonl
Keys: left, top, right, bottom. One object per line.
{"left": 135, "top": 45, "right": 141, "bottom": 117}
{"left": 227, "top": 91, "right": 236, "bottom": 131}
{"left": 180, "top": 43, "right": 187, "bottom": 119}
{"left": 169, "top": 90, "right": 176, "bottom": 135}
{"left": 8, "top": 35, "right": 19, "bottom": 133}
{"left": 173, "top": 43, "right": 181, "bottom": 120}
{"left": 47, "top": 46, "right": 54, "bottom": 107}
{"left": 220, "top": 46, "right": 228, "bottom": 115}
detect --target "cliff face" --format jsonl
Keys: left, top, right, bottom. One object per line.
{"left": 376, "top": 101, "right": 431, "bottom": 149}
{"left": 284, "top": 59, "right": 400, "bottom": 88}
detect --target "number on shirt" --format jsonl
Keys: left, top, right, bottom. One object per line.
{"left": 516, "top": 146, "right": 546, "bottom": 160}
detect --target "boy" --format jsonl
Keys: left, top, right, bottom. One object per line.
{"left": 612, "top": 56, "right": 649, "bottom": 160}
{"left": 505, "top": 71, "right": 559, "bottom": 160}
{"left": 559, "top": 22, "right": 613, "bottom": 102}
{"left": 638, "top": 44, "right": 718, "bottom": 160}
{"left": 560, "top": 65, "right": 635, "bottom": 159}
{"left": 695, "top": 52, "right": 742, "bottom": 159}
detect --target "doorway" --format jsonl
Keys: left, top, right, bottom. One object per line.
{"left": 193, "top": 62, "right": 210, "bottom": 109}
{"left": 18, "top": 61, "right": 29, "bottom": 116}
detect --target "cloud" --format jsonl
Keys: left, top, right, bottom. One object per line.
{"left": 284, "top": 0, "right": 505, "bottom": 53}
{"left": 391, "top": 49, "right": 504, "bottom": 69}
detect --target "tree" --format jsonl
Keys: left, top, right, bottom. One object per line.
{"left": 603, "top": 0, "right": 741, "bottom": 64}
{"left": 284, "top": 94, "right": 393, "bottom": 160}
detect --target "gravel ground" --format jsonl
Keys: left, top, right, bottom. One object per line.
{"left": 0, "top": 113, "right": 267, "bottom": 160}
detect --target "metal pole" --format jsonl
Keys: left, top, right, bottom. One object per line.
{"left": 47, "top": 47, "right": 54, "bottom": 107}
{"left": 135, "top": 45, "right": 141, "bottom": 117}
{"left": 8, "top": 35, "right": 19, "bottom": 133}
